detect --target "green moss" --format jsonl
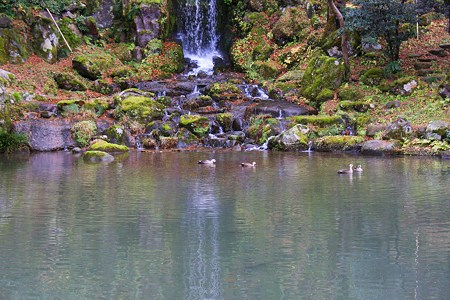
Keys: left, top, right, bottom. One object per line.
{"left": 73, "top": 51, "right": 119, "bottom": 80}
{"left": 89, "top": 139, "right": 129, "bottom": 152}
{"left": 272, "top": 7, "right": 309, "bottom": 45}
{"left": 301, "top": 54, "right": 345, "bottom": 107}
{"left": 53, "top": 72, "right": 87, "bottom": 91}
{"left": 84, "top": 98, "right": 109, "bottom": 117}
{"left": 119, "top": 96, "right": 165, "bottom": 122}
{"left": 360, "top": 68, "right": 385, "bottom": 86}
{"left": 339, "top": 101, "right": 369, "bottom": 112}
{"left": 277, "top": 70, "right": 304, "bottom": 82}
{"left": 71, "top": 120, "right": 97, "bottom": 147}
{"left": 254, "top": 60, "right": 283, "bottom": 79}
{"left": 317, "top": 88, "right": 334, "bottom": 102}
{"left": 58, "top": 17, "right": 83, "bottom": 48}
{"left": 289, "top": 115, "right": 342, "bottom": 126}
{"left": 179, "top": 114, "right": 210, "bottom": 137}
{"left": 216, "top": 113, "right": 233, "bottom": 131}
{"left": 316, "top": 135, "right": 364, "bottom": 151}
{"left": 206, "top": 82, "right": 242, "bottom": 100}
{"left": 338, "top": 85, "right": 364, "bottom": 101}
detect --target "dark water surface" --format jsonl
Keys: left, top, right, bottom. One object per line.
{"left": 0, "top": 151, "right": 449, "bottom": 299}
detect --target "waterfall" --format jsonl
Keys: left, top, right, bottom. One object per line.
{"left": 178, "top": 0, "right": 221, "bottom": 75}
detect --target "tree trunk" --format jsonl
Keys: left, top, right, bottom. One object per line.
{"left": 327, "top": 0, "right": 350, "bottom": 81}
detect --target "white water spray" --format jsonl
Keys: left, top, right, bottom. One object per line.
{"left": 178, "top": 0, "right": 221, "bottom": 75}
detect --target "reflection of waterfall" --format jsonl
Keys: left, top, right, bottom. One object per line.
{"left": 178, "top": 0, "right": 220, "bottom": 74}
{"left": 183, "top": 182, "right": 222, "bottom": 299}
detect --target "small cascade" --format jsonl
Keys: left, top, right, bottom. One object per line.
{"left": 178, "top": 0, "right": 221, "bottom": 75}
{"left": 241, "top": 84, "right": 270, "bottom": 100}
{"left": 187, "top": 85, "right": 200, "bottom": 100}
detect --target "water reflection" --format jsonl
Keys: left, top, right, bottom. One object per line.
{"left": 184, "top": 173, "right": 222, "bottom": 299}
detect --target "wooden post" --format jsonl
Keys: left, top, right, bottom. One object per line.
{"left": 46, "top": 8, "right": 73, "bottom": 52}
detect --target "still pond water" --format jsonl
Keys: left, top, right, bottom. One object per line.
{"left": 0, "top": 151, "right": 449, "bottom": 300}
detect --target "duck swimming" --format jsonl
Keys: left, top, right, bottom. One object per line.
{"left": 198, "top": 159, "right": 216, "bottom": 165}
{"left": 337, "top": 164, "right": 353, "bottom": 174}
{"left": 241, "top": 162, "right": 256, "bottom": 167}
{"left": 355, "top": 165, "right": 363, "bottom": 172}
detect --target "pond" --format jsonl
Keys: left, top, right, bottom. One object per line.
{"left": 0, "top": 151, "right": 449, "bottom": 299}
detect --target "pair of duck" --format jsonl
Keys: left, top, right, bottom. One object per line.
{"left": 337, "top": 164, "right": 363, "bottom": 174}
{"left": 198, "top": 159, "right": 256, "bottom": 167}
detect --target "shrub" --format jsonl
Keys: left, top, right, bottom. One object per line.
{"left": 0, "top": 128, "right": 28, "bottom": 153}
{"left": 71, "top": 120, "right": 97, "bottom": 147}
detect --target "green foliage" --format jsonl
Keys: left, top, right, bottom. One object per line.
{"left": 0, "top": 127, "right": 28, "bottom": 153}
{"left": 71, "top": 120, "right": 97, "bottom": 147}
{"left": 179, "top": 114, "right": 210, "bottom": 137}
{"left": 0, "top": 0, "right": 73, "bottom": 15}
{"left": 359, "top": 68, "right": 385, "bottom": 86}
{"left": 338, "top": 85, "right": 364, "bottom": 101}
{"left": 289, "top": 115, "right": 342, "bottom": 126}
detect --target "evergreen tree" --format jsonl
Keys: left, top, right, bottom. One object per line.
{"left": 345, "top": 0, "right": 417, "bottom": 61}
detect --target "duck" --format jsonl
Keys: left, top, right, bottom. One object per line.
{"left": 241, "top": 162, "right": 256, "bottom": 167}
{"left": 355, "top": 165, "right": 363, "bottom": 172}
{"left": 337, "top": 164, "right": 353, "bottom": 174}
{"left": 198, "top": 159, "right": 216, "bottom": 165}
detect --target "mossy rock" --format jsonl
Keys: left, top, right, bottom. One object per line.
{"left": 316, "top": 88, "right": 334, "bottom": 102}
{"left": 84, "top": 98, "right": 110, "bottom": 117}
{"left": 176, "top": 127, "right": 199, "bottom": 145}
{"left": 179, "top": 114, "right": 210, "bottom": 138}
{"left": 272, "top": 7, "right": 309, "bottom": 45}
{"left": 119, "top": 96, "right": 165, "bottom": 122}
{"left": 254, "top": 60, "right": 283, "bottom": 79}
{"left": 0, "top": 27, "right": 29, "bottom": 64}
{"left": 360, "top": 68, "right": 385, "bottom": 86}
{"left": 53, "top": 72, "right": 87, "bottom": 91}
{"left": 315, "top": 135, "right": 364, "bottom": 152}
{"left": 268, "top": 124, "right": 309, "bottom": 151}
{"left": 339, "top": 101, "right": 370, "bottom": 112}
{"left": 206, "top": 82, "right": 242, "bottom": 101}
{"left": 216, "top": 113, "right": 233, "bottom": 132}
{"left": 104, "top": 124, "right": 125, "bottom": 144}
{"left": 246, "top": 115, "right": 279, "bottom": 145}
{"left": 83, "top": 150, "right": 114, "bottom": 163}
{"left": 300, "top": 54, "right": 345, "bottom": 107}
{"left": 89, "top": 139, "right": 129, "bottom": 152}
{"left": 338, "top": 85, "right": 364, "bottom": 101}
{"left": 277, "top": 70, "right": 304, "bottom": 82}
{"left": 289, "top": 115, "right": 342, "bottom": 126}
{"left": 58, "top": 17, "right": 83, "bottom": 49}
{"left": 71, "top": 120, "right": 97, "bottom": 147}
{"left": 72, "top": 51, "right": 119, "bottom": 80}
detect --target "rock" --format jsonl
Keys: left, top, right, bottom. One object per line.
{"left": 439, "top": 43, "right": 450, "bottom": 50}
{"left": 89, "top": 140, "right": 129, "bottom": 152}
{"left": 232, "top": 117, "right": 244, "bottom": 131}
{"left": 40, "top": 111, "right": 55, "bottom": 118}
{"left": 72, "top": 147, "right": 83, "bottom": 154}
{"left": 0, "top": 69, "right": 14, "bottom": 85}
{"left": 268, "top": 124, "right": 309, "bottom": 151}
{"left": 53, "top": 72, "right": 87, "bottom": 91}
{"left": 248, "top": 101, "right": 317, "bottom": 118}
{"left": 197, "top": 70, "right": 208, "bottom": 79}
{"left": 134, "top": 4, "right": 161, "bottom": 47}
{"left": 72, "top": 52, "right": 117, "bottom": 80}
{"left": 327, "top": 46, "right": 342, "bottom": 58}
{"left": 429, "top": 48, "right": 447, "bottom": 57}
{"left": 314, "top": 136, "right": 364, "bottom": 152}
{"left": 413, "top": 62, "right": 432, "bottom": 70}
{"left": 418, "top": 57, "right": 435, "bottom": 62}
{"left": 366, "top": 124, "right": 386, "bottom": 137}
{"left": 301, "top": 54, "right": 345, "bottom": 106}
{"left": 384, "top": 100, "right": 401, "bottom": 109}
{"left": 383, "top": 117, "right": 413, "bottom": 140}
{"left": 362, "top": 41, "right": 382, "bottom": 52}
{"left": 439, "top": 83, "right": 450, "bottom": 99}
{"left": 13, "top": 119, "right": 76, "bottom": 151}
{"left": 272, "top": 7, "right": 308, "bottom": 45}
{"left": 31, "top": 19, "right": 59, "bottom": 63}
{"left": 84, "top": 16, "right": 99, "bottom": 39}
{"left": 361, "top": 140, "right": 401, "bottom": 155}
{"left": 426, "top": 120, "right": 448, "bottom": 136}
{"left": 179, "top": 114, "right": 210, "bottom": 138}
{"left": 417, "top": 69, "right": 435, "bottom": 76}
{"left": 0, "top": 16, "right": 12, "bottom": 28}
{"left": 213, "top": 56, "right": 229, "bottom": 72}
{"left": 0, "top": 27, "right": 29, "bottom": 64}
{"left": 83, "top": 151, "right": 115, "bottom": 163}
{"left": 93, "top": 0, "right": 115, "bottom": 29}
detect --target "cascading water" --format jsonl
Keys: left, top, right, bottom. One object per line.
{"left": 178, "top": 0, "right": 221, "bottom": 75}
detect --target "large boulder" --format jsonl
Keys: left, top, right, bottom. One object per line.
{"left": 248, "top": 101, "right": 317, "bottom": 118}
{"left": 361, "top": 140, "right": 401, "bottom": 155}
{"left": 300, "top": 53, "right": 345, "bottom": 107}
{"left": 72, "top": 52, "right": 118, "bottom": 80}
{"left": 0, "top": 27, "right": 29, "bottom": 64}
{"left": 425, "top": 120, "right": 449, "bottom": 140}
{"left": 272, "top": 7, "right": 309, "bottom": 45}
{"left": 93, "top": 0, "right": 116, "bottom": 29}
{"left": 13, "top": 119, "right": 76, "bottom": 151}
{"left": 134, "top": 3, "right": 161, "bottom": 47}
{"left": 31, "top": 18, "right": 59, "bottom": 63}
{"left": 268, "top": 124, "right": 309, "bottom": 151}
